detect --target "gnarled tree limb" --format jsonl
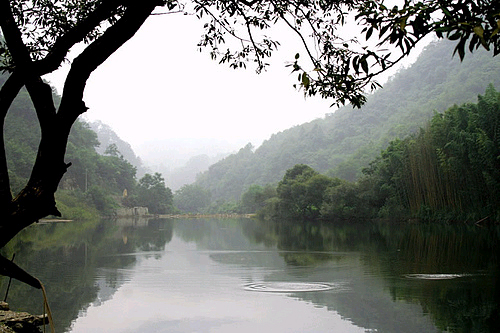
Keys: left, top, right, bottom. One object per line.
{"left": 0, "top": 0, "right": 165, "bottom": 250}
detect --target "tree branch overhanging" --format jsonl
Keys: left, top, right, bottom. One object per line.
{"left": 34, "top": 0, "right": 129, "bottom": 76}
{"left": 0, "top": 0, "right": 34, "bottom": 70}
{"left": 0, "top": 0, "right": 166, "bottom": 251}
{"left": 59, "top": 0, "right": 163, "bottom": 126}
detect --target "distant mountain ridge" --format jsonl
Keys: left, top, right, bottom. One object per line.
{"left": 89, "top": 120, "right": 148, "bottom": 177}
{"left": 193, "top": 40, "right": 500, "bottom": 202}
{"left": 165, "top": 153, "right": 231, "bottom": 191}
{"left": 89, "top": 121, "right": 238, "bottom": 191}
{"left": 137, "top": 138, "right": 243, "bottom": 191}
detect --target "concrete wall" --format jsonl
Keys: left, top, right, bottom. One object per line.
{"left": 115, "top": 206, "right": 149, "bottom": 217}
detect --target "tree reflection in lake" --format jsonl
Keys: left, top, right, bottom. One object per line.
{"left": 0, "top": 217, "right": 498, "bottom": 332}
{"left": 247, "top": 219, "right": 499, "bottom": 332}
{"left": 0, "top": 217, "right": 173, "bottom": 332}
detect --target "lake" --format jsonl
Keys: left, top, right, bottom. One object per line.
{"left": 1, "top": 217, "right": 499, "bottom": 332}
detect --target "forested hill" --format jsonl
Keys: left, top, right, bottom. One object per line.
{"left": 2, "top": 78, "right": 133, "bottom": 212}
{"left": 89, "top": 120, "right": 148, "bottom": 177}
{"left": 1, "top": 72, "right": 175, "bottom": 217}
{"left": 194, "top": 39, "right": 500, "bottom": 202}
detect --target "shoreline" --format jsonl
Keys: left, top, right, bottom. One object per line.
{"left": 113, "top": 213, "right": 256, "bottom": 219}
{"left": 0, "top": 302, "right": 46, "bottom": 333}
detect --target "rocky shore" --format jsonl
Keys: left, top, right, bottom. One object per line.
{"left": 0, "top": 302, "right": 46, "bottom": 333}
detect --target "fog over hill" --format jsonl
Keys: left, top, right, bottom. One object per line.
{"left": 192, "top": 39, "right": 500, "bottom": 202}
{"left": 88, "top": 124, "right": 241, "bottom": 190}
{"left": 137, "top": 138, "right": 246, "bottom": 169}
{"left": 87, "top": 39, "right": 500, "bottom": 198}
{"left": 135, "top": 138, "right": 245, "bottom": 190}
{"left": 90, "top": 121, "right": 148, "bottom": 176}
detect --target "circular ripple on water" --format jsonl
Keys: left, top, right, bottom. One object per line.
{"left": 404, "top": 273, "right": 467, "bottom": 280}
{"left": 244, "top": 282, "right": 336, "bottom": 293}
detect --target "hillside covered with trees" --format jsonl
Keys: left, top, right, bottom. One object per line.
{"left": 89, "top": 120, "right": 148, "bottom": 178}
{"left": 189, "top": 40, "right": 500, "bottom": 211}
{"left": 258, "top": 85, "right": 500, "bottom": 223}
{"left": 1, "top": 73, "right": 174, "bottom": 218}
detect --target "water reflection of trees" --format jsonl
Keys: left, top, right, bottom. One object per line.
{"left": 386, "top": 224, "right": 500, "bottom": 332}
{"left": 1, "top": 217, "right": 498, "bottom": 332}
{"left": 174, "top": 218, "right": 261, "bottom": 250}
{"left": 246, "top": 219, "right": 500, "bottom": 332}
{"left": 0, "top": 218, "right": 173, "bottom": 333}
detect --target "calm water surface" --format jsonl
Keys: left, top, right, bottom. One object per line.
{"left": 1, "top": 218, "right": 498, "bottom": 332}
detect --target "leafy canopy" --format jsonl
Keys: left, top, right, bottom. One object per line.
{"left": 135, "top": 173, "right": 174, "bottom": 214}
{"left": 2, "top": 1, "right": 498, "bottom": 108}
{"left": 193, "top": 0, "right": 500, "bottom": 107}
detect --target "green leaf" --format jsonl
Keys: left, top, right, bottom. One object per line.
{"left": 448, "top": 31, "right": 461, "bottom": 40}
{"left": 454, "top": 38, "right": 466, "bottom": 61}
{"left": 361, "top": 58, "right": 369, "bottom": 73}
{"left": 353, "top": 56, "right": 360, "bottom": 73}
{"left": 491, "top": 27, "right": 500, "bottom": 38}
{"left": 441, "top": 6, "right": 452, "bottom": 17}
{"left": 380, "top": 25, "right": 390, "bottom": 37}
{"left": 366, "top": 27, "right": 373, "bottom": 39}
{"left": 473, "top": 26, "right": 484, "bottom": 39}
{"left": 302, "top": 72, "right": 310, "bottom": 89}
{"left": 399, "top": 17, "right": 408, "bottom": 31}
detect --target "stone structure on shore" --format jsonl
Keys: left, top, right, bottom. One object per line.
{"left": 115, "top": 206, "right": 149, "bottom": 217}
{"left": 0, "top": 302, "right": 46, "bottom": 333}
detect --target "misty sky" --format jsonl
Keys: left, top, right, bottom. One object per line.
{"left": 45, "top": 13, "right": 333, "bottom": 151}
{"left": 45, "top": 5, "right": 427, "bottom": 154}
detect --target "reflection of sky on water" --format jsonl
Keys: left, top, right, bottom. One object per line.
{"left": 69, "top": 236, "right": 367, "bottom": 333}
{"left": 6, "top": 218, "right": 497, "bottom": 332}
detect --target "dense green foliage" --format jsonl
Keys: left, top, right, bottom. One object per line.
{"left": 194, "top": 40, "right": 500, "bottom": 209}
{"left": 174, "top": 184, "right": 211, "bottom": 214}
{"left": 2, "top": 73, "right": 174, "bottom": 218}
{"left": 369, "top": 84, "right": 500, "bottom": 222}
{"left": 90, "top": 121, "right": 147, "bottom": 177}
{"left": 260, "top": 85, "right": 500, "bottom": 223}
{"left": 273, "top": 165, "right": 336, "bottom": 220}
{"left": 239, "top": 184, "right": 276, "bottom": 214}
{"left": 124, "top": 173, "right": 174, "bottom": 214}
